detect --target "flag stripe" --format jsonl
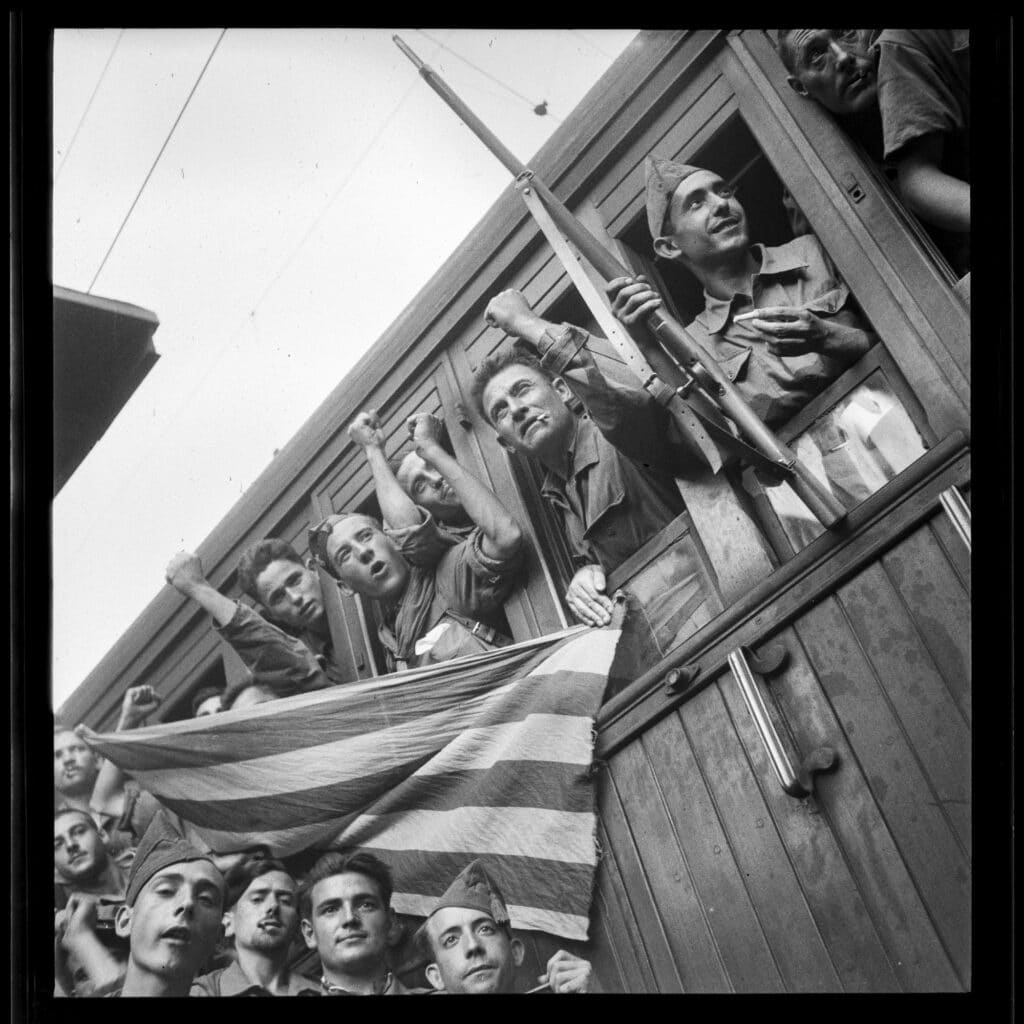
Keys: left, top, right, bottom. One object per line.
{"left": 85, "top": 668, "right": 605, "bottom": 772}
{"left": 390, "top": 894, "right": 589, "bottom": 941}
{"left": 147, "top": 758, "right": 594, "bottom": 832}
{"left": 123, "top": 712, "right": 595, "bottom": 803}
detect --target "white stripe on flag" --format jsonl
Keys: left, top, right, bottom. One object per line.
{"left": 341, "top": 806, "right": 597, "bottom": 865}
{"left": 528, "top": 628, "right": 622, "bottom": 680}
{"left": 412, "top": 714, "right": 594, "bottom": 777}
{"left": 128, "top": 681, "right": 521, "bottom": 800}
{"left": 391, "top": 893, "right": 590, "bottom": 940}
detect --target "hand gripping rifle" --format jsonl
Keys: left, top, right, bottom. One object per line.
{"left": 393, "top": 36, "right": 846, "bottom": 528}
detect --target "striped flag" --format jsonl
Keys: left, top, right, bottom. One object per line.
{"left": 82, "top": 625, "right": 619, "bottom": 940}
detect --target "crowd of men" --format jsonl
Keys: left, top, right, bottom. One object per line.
{"left": 54, "top": 28, "right": 968, "bottom": 997}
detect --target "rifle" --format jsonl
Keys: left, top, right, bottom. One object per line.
{"left": 393, "top": 36, "right": 846, "bottom": 529}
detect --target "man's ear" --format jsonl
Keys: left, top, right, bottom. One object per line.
{"left": 300, "top": 917, "right": 317, "bottom": 950}
{"left": 424, "top": 963, "right": 445, "bottom": 991}
{"left": 385, "top": 909, "right": 403, "bottom": 949}
{"left": 510, "top": 937, "right": 526, "bottom": 968}
{"left": 114, "top": 904, "right": 133, "bottom": 940}
{"left": 551, "top": 377, "right": 574, "bottom": 405}
{"left": 96, "top": 825, "right": 110, "bottom": 847}
{"left": 494, "top": 434, "right": 516, "bottom": 454}
{"left": 652, "top": 235, "right": 681, "bottom": 261}
{"left": 786, "top": 74, "right": 809, "bottom": 97}
{"left": 222, "top": 911, "right": 235, "bottom": 940}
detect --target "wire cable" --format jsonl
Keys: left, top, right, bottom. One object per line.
{"left": 55, "top": 29, "right": 125, "bottom": 184}
{"left": 412, "top": 28, "right": 562, "bottom": 124}
{"left": 86, "top": 28, "right": 227, "bottom": 294}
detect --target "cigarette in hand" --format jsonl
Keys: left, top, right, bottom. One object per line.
{"left": 733, "top": 311, "right": 760, "bottom": 322}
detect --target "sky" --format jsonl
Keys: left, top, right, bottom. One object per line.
{"left": 51, "top": 27, "right": 639, "bottom": 711}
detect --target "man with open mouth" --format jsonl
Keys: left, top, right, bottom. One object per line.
{"left": 191, "top": 858, "right": 319, "bottom": 996}
{"left": 309, "top": 408, "right": 526, "bottom": 671}
{"left": 420, "top": 859, "right": 592, "bottom": 994}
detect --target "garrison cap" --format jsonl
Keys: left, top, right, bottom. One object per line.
{"left": 428, "top": 859, "right": 510, "bottom": 927}
{"left": 645, "top": 155, "right": 706, "bottom": 240}
{"left": 125, "top": 809, "right": 224, "bottom": 908}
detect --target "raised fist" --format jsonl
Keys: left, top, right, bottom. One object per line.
{"left": 347, "top": 409, "right": 386, "bottom": 449}
{"left": 165, "top": 551, "right": 206, "bottom": 593}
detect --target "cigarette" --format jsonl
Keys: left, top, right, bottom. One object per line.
{"left": 526, "top": 982, "right": 552, "bottom": 994}
{"left": 733, "top": 311, "right": 760, "bottom": 322}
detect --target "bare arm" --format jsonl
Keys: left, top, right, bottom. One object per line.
{"left": 896, "top": 134, "right": 970, "bottom": 233}
{"left": 88, "top": 685, "right": 161, "bottom": 818}
{"left": 407, "top": 413, "right": 523, "bottom": 561}
{"left": 165, "top": 551, "right": 238, "bottom": 627}
{"left": 348, "top": 410, "right": 421, "bottom": 531}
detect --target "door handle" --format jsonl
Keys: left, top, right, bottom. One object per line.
{"left": 938, "top": 486, "right": 971, "bottom": 552}
{"left": 727, "top": 646, "right": 836, "bottom": 798}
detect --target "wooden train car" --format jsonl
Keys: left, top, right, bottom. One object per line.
{"left": 57, "top": 30, "right": 971, "bottom": 992}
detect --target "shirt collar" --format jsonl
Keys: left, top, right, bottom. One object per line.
{"left": 540, "top": 416, "right": 601, "bottom": 498}
{"left": 699, "top": 243, "right": 810, "bottom": 334}
{"left": 219, "top": 959, "right": 319, "bottom": 996}
{"left": 320, "top": 971, "right": 394, "bottom": 996}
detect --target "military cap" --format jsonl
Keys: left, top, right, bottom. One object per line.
{"left": 308, "top": 512, "right": 361, "bottom": 577}
{"left": 125, "top": 809, "right": 224, "bottom": 907}
{"left": 428, "top": 859, "right": 510, "bottom": 927}
{"left": 645, "top": 155, "right": 706, "bottom": 240}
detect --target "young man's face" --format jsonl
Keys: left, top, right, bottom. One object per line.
{"left": 324, "top": 515, "right": 409, "bottom": 603}
{"left": 54, "top": 811, "right": 107, "bottom": 883}
{"left": 53, "top": 730, "right": 99, "bottom": 797}
{"left": 226, "top": 870, "right": 298, "bottom": 954}
{"left": 784, "top": 29, "right": 878, "bottom": 115}
{"left": 254, "top": 558, "right": 325, "bottom": 631}
{"left": 657, "top": 170, "right": 749, "bottom": 269}
{"left": 424, "top": 906, "right": 524, "bottom": 994}
{"left": 194, "top": 694, "right": 223, "bottom": 717}
{"left": 300, "top": 871, "right": 393, "bottom": 976}
{"left": 481, "top": 364, "right": 576, "bottom": 461}
{"left": 115, "top": 861, "right": 225, "bottom": 982}
{"left": 396, "top": 452, "right": 465, "bottom": 525}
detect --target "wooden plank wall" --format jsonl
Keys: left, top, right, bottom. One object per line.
{"left": 578, "top": 505, "right": 970, "bottom": 992}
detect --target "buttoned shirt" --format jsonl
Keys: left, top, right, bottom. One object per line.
{"left": 378, "top": 508, "right": 525, "bottom": 668}
{"left": 190, "top": 959, "right": 322, "bottom": 997}
{"left": 687, "top": 236, "right": 870, "bottom": 429}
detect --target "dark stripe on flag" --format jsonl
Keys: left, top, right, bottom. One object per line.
{"left": 90, "top": 668, "right": 606, "bottom": 772}
{"left": 147, "top": 759, "right": 593, "bottom": 833}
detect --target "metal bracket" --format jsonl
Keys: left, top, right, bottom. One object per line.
{"left": 663, "top": 662, "right": 700, "bottom": 696}
{"left": 727, "top": 647, "right": 837, "bottom": 798}
{"left": 741, "top": 643, "right": 788, "bottom": 678}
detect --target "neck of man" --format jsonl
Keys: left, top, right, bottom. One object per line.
{"left": 692, "top": 247, "right": 759, "bottom": 302}
{"left": 322, "top": 958, "right": 390, "bottom": 995}
{"left": 120, "top": 959, "right": 192, "bottom": 997}
{"left": 236, "top": 943, "right": 292, "bottom": 993}
{"left": 536, "top": 415, "right": 580, "bottom": 480}
{"left": 306, "top": 610, "right": 329, "bottom": 639}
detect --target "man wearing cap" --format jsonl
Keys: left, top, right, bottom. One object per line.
{"left": 166, "top": 544, "right": 341, "bottom": 698}
{"left": 104, "top": 812, "right": 228, "bottom": 996}
{"left": 310, "top": 410, "right": 525, "bottom": 671}
{"left": 191, "top": 859, "right": 320, "bottom": 996}
{"left": 421, "top": 859, "right": 592, "bottom": 994}
{"left": 298, "top": 850, "right": 428, "bottom": 995}
{"left": 607, "top": 156, "right": 876, "bottom": 433}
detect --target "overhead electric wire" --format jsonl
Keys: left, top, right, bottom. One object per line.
{"left": 63, "top": 34, "right": 448, "bottom": 559}
{"left": 86, "top": 28, "right": 227, "bottom": 294}
{"left": 412, "top": 28, "right": 562, "bottom": 124}
{"left": 567, "top": 29, "right": 615, "bottom": 62}
{"left": 55, "top": 28, "right": 125, "bottom": 184}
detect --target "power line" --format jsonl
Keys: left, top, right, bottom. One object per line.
{"left": 567, "top": 29, "right": 615, "bottom": 62}
{"left": 86, "top": 28, "right": 227, "bottom": 294}
{"left": 412, "top": 28, "right": 562, "bottom": 124}
{"left": 55, "top": 29, "right": 125, "bottom": 184}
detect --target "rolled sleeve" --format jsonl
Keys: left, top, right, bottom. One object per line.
{"left": 385, "top": 506, "right": 456, "bottom": 569}
{"left": 215, "top": 603, "right": 327, "bottom": 695}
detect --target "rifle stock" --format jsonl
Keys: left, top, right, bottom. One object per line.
{"left": 393, "top": 36, "right": 845, "bottom": 529}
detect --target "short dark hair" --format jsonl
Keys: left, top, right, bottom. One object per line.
{"left": 190, "top": 686, "right": 223, "bottom": 717}
{"left": 298, "top": 850, "right": 394, "bottom": 920}
{"left": 236, "top": 539, "right": 305, "bottom": 604}
{"left": 226, "top": 856, "right": 291, "bottom": 908}
{"left": 53, "top": 805, "right": 99, "bottom": 829}
{"left": 775, "top": 30, "right": 799, "bottom": 74}
{"left": 470, "top": 348, "right": 549, "bottom": 423}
